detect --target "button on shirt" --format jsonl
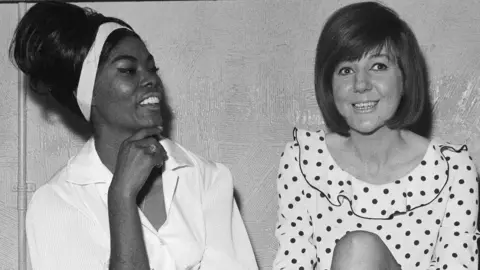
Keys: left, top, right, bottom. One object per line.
{"left": 26, "top": 138, "right": 258, "bottom": 270}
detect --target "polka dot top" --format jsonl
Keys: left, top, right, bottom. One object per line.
{"left": 273, "top": 128, "right": 480, "bottom": 270}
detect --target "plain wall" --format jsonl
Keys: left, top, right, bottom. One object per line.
{"left": 0, "top": 0, "right": 479, "bottom": 269}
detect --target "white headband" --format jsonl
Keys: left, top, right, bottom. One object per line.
{"left": 76, "top": 22, "right": 128, "bottom": 121}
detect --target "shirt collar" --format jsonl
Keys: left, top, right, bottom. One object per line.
{"left": 66, "top": 137, "right": 194, "bottom": 185}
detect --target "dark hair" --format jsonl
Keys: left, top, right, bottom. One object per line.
{"left": 9, "top": 1, "right": 139, "bottom": 120}
{"left": 314, "top": 1, "right": 431, "bottom": 137}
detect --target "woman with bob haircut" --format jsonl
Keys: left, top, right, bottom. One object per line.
{"left": 273, "top": 2, "right": 479, "bottom": 270}
{"left": 11, "top": 1, "right": 258, "bottom": 270}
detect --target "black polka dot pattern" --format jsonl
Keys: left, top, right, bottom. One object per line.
{"left": 273, "top": 128, "right": 480, "bottom": 270}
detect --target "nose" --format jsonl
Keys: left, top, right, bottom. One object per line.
{"left": 141, "top": 70, "right": 160, "bottom": 89}
{"left": 353, "top": 70, "right": 372, "bottom": 93}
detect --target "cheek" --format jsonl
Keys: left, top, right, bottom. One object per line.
{"left": 380, "top": 81, "right": 403, "bottom": 109}
{"left": 380, "top": 73, "right": 403, "bottom": 97}
{"left": 92, "top": 79, "right": 137, "bottom": 112}
{"left": 108, "top": 79, "right": 137, "bottom": 100}
{"left": 332, "top": 85, "right": 352, "bottom": 115}
{"left": 332, "top": 78, "right": 351, "bottom": 100}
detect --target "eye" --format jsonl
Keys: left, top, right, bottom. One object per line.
{"left": 338, "top": 67, "right": 354, "bottom": 76}
{"left": 149, "top": 66, "right": 160, "bottom": 73}
{"left": 118, "top": 67, "right": 136, "bottom": 75}
{"left": 371, "top": 63, "right": 388, "bottom": 71}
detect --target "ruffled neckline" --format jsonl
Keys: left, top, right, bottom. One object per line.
{"left": 294, "top": 128, "right": 465, "bottom": 220}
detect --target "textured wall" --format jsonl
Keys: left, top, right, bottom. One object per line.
{"left": 0, "top": 1, "right": 479, "bottom": 269}
{"left": 0, "top": 4, "right": 21, "bottom": 270}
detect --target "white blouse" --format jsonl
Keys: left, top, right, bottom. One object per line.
{"left": 26, "top": 138, "right": 258, "bottom": 270}
{"left": 273, "top": 128, "right": 480, "bottom": 270}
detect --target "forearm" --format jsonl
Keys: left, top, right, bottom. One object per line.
{"left": 108, "top": 189, "right": 150, "bottom": 270}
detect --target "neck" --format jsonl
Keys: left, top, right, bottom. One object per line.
{"left": 93, "top": 123, "right": 134, "bottom": 174}
{"left": 347, "top": 127, "right": 404, "bottom": 166}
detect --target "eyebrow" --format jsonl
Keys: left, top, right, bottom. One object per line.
{"left": 110, "top": 54, "right": 155, "bottom": 64}
{"left": 369, "top": 53, "right": 392, "bottom": 61}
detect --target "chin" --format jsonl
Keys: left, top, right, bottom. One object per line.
{"left": 350, "top": 123, "right": 385, "bottom": 136}
{"left": 141, "top": 115, "right": 163, "bottom": 127}
{"left": 128, "top": 121, "right": 161, "bottom": 132}
{"left": 145, "top": 122, "right": 163, "bottom": 129}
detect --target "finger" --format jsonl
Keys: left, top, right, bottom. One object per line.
{"left": 150, "top": 126, "right": 165, "bottom": 142}
{"left": 136, "top": 138, "right": 163, "bottom": 156}
{"left": 143, "top": 144, "right": 160, "bottom": 156}
{"left": 126, "top": 127, "right": 164, "bottom": 142}
{"left": 145, "top": 139, "right": 167, "bottom": 163}
{"left": 134, "top": 137, "right": 163, "bottom": 150}
{"left": 136, "top": 137, "right": 161, "bottom": 148}
{"left": 153, "top": 147, "right": 168, "bottom": 167}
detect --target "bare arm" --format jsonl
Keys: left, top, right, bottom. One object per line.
{"left": 108, "top": 188, "right": 150, "bottom": 270}
{"left": 107, "top": 127, "right": 167, "bottom": 270}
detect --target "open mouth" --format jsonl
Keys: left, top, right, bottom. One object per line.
{"left": 352, "top": 101, "right": 379, "bottom": 113}
{"left": 139, "top": 96, "right": 160, "bottom": 107}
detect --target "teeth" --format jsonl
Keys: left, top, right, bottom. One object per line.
{"left": 353, "top": 101, "right": 377, "bottom": 111}
{"left": 140, "top": 97, "right": 160, "bottom": 105}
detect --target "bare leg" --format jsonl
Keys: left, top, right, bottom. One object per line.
{"left": 331, "top": 230, "right": 401, "bottom": 270}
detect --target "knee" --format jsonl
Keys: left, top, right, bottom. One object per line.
{"left": 335, "top": 230, "right": 383, "bottom": 252}
{"left": 331, "top": 230, "right": 394, "bottom": 270}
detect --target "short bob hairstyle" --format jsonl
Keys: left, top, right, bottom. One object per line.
{"left": 10, "top": 1, "right": 139, "bottom": 120}
{"left": 314, "top": 1, "right": 430, "bottom": 137}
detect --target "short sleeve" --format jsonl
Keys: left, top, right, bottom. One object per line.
{"left": 27, "top": 186, "right": 108, "bottom": 270}
{"left": 429, "top": 146, "right": 480, "bottom": 269}
{"left": 273, "top": 142, "right": 317, "bottom": 270}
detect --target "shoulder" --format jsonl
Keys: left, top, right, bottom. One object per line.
{"left": 432, "top": 136, "right": 475, "bottom": 165}
{"left": 401, "top": 132, "right": 477, "bottom": 178}
{"left": 281, "top": 127, "right": 328, "bottom": 155}
{"left": 438, "top": 140, "right": 477, "bottom": 172}
{"left": 28, "top": 166, "right": 71, "bottom": 211}
{"left": 431, "top": 139, "right": 479, "bottom": 208}
{"left": 278, "top": 127, "right": 331, "bottom": 178}
{"left": 27, "top": 162, "right": 96, "bottom": 228}
{"left": 399, "top": 131, "right": 472, "bottom": 165}
{"left": 27, "top": 177, "right": 81, "bottom": 228}
{"left": 28, "top": 182, "right": 61, "bottom": 215}
{"left": 427, "top": 138, "right": 479, "bottom": 189}
{"left": 278, "top": 127, "right": 330, "bottom": 174}
{"left": 277, "top": 128, "right": 325, "bottom": 198}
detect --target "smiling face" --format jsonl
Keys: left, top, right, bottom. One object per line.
{"left": 90, "top": 35, "right": 164, "bottom": 133}
{"left": 332, "top": 47, "right": 403, "bottom": 135}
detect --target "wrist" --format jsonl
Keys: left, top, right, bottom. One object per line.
{"left": 108, "top": 182, "right": 137, "bottom": 201}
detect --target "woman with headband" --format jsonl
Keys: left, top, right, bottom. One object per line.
{"left": 10, "top": 2, "right": 257, "bottom": 270}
